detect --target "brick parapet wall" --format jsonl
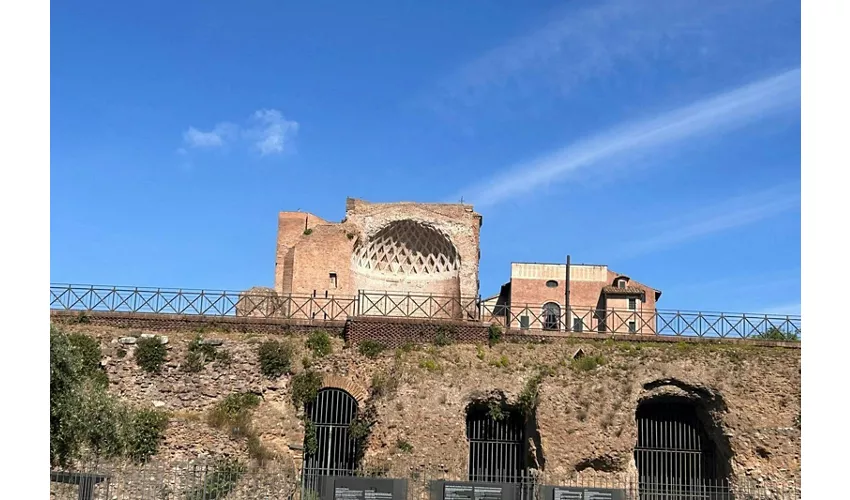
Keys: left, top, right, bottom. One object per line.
{"left": 49, "top": 310, "right": 346, "bottom": 336}
{"left": 49, "top": 310, "right": 800, "bottom": 350}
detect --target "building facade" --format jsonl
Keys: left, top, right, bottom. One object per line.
{"left": 485, "top": 262, "right": 661, "bottom": 334}
{"left": 265, "top": 197, "right": 483, "bottom": 319}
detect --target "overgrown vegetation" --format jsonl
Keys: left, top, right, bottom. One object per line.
{"left": 257, "top": 340, "right": 294, "bottom": 378}
{"left": 182, "top": 335, "right": 230, "bottom": 373}
{"left": 207, "top": 392, "right": 274, "bottom": 463}
{"left": 303, "top": 228, "right": 313, "bottom": 236}
{"left": 418, "top": 358, "right": 441, "bottom": 372}
{"left": 488, "top": 324, "right": 503, "bottom": 346}
{"left": 358, "top": 340, "right": 385, "bottom": 359}
{"left": 134, "top": 336, "right": 167, "bottom": 373}
{"left": 570, "top": 354, "right": 606, "bottom": 372}
{"left": 306, "top": 330, "right": 333, "bottom": 358}
{"left": 291, "top": 370, "right": 323, "bottom": 409}
{"left": 67, "top": 332, "right": 109, "bottom": 388}
{"left": 489, "top": 354, "right": 510, "bottom": 368}
{"left": 434, "top": 326, "right": 455, "bottom": 347}
{"left": 756, "top": 326, "right": 800, "bottom": 342}
{"left": 208, "top": 393, "right": 261, "bottom": 438}
{"left": 516, "top": 370, "right": 546, "bottom": 417}
{"left": 185, "top": 457, "right": 247, "bottom": 500}
{"left": 51, "top": 327, "right": 168, "bottom": 466}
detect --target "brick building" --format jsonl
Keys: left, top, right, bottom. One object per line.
{"left": 261, "top": 197, "right": 483, "bottom": 319}
{"left": 483, "top": 262, "right": 661, "bottom": 334}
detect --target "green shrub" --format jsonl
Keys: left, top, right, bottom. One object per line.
{"left": 488, "top": 324, "right": 503, "bottom": 346}
{"left": 476, "top": 345, "right": 486, "bottom": 361}
{"left": 135, "top": 336, "right": 167, "bottom": 373}
{"left": 487, "top": 400, "right": 505, "bottom": 421}
{"left": 291, "top": 370, "right": 323, "bottom": 409}
{"left": 516, "top": 372, "right": 545, "bottom": 417}
{"left": 208, "top": 393, "right": 261, "bottom": 437}
{"left": 127, "top": 409, "right": 168, "bottom": 462}
{"left": 358, "top": 340, "right": 385, "bottom": 359}
{"left": 68, "top": 333, "right": 108, "bottom": 388}
{"left": 757, "top": 327, "right": 800, "bottom": 342}
{"left": 181, "top": 351, "right": 204, "bottom": 373}
{"left": 434, "top": 326, "right": 454, "bottom": 347}
{"left": 303, "top": 417, "right": 318, "bottom": 455}
{"left": 303, "top": 228, "right": 313, "bottom": 236}
{"left": 185, "top": 458, "right": 246, "bottom": 500}
{"left": 570, "top": 354, "right": 605, "bottom": 372}
{"left": 257, "top": 340, "right": 294, "bottom": 378}
{"left": 306, "top": 331, "right": 333, "bottom": 358}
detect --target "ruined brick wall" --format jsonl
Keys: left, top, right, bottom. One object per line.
{"left": 271, "top": 198, "right": 482, "bottom": 307}
{"left": 57, "top": 318, "right": 800, "bottom": 492}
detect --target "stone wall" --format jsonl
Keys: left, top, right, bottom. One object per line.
{"left": 56, "top": 319, "right": 800, "bottom": 493}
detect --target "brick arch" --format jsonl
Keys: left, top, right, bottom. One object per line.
{"left": 320, "top": 374, "right": 369, "bottom": 405}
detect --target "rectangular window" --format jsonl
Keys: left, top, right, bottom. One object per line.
{"left": 628, "top": 321, "right": 637, "bottom": 333}
{"left": 628, "top": 298, "right": 637, "bottom": 310}
{"left": 520, "top": 316, "right": 530, "bottom": 329}
{"left": 573, "top": 318, "right": 584, "bottom": 332}
{"left": 329, "top": 272, "right": 338, "bottom": 289}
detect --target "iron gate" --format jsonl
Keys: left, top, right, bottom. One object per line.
{"left": 466, "top": 405, "right": 533, "bottom": 499}
{"left": 635, "top": 401, "right": 722, "bottom": 499}
{"left": 301, "top": 388, "right": 359, "bottom": 496}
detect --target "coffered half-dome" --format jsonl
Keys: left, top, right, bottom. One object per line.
{"left": 353, "top": 220, "right": 460, "bottom": 276}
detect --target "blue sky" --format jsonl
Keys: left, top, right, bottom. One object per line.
{"left": 50, "top": 0, "right": 801, "bottom": 316}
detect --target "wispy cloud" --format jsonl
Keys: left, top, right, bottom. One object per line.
{"left": 617, "top": 182, "right": 800, "bottom": 258}
{"left": 246, "top": 109, "right": 300, "bottom": 156}
{"left": 180, "top": 109, "right": 299, "bottom": 158}
{"left": 428, "top": 0, "right": 788, "bottom": 114}
{"left": 182, "top": 123, "right": 238, "bottom": 149}
{"left": 453, "top": 67, "right": 800, "bottom": 208}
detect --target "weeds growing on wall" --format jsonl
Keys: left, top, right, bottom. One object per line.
{"left": 257, "top": 340, "right": 294, "bottom": 378}
{"left": 306, "top": 330, "right": 333, "bottom": 358}
{"left": 291, "top": 370, "right": 323, "bottom": 409}
{"left": 135, "top": 336, "right": 167, "bottom": 373}
{"left": 488, "top": 324, "right": 503, "bottom": 346}
{"left": 434, "top": 325, "right": 455, "bottom": 346}
{"left": 182, "top": 335, "right": 230, "bottom": 373}
{"left": 51, "top": 326, "right": 168, "bottom": 466}
{"left": 570, "top": 354, "right": 606, "bottom": 372}
{"left": 208, "top": 392, "right": 262, "bottom": 438}
{"left": 358, "top": 340, "right": 385, "bottom": 359}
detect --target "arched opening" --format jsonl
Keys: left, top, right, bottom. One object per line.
{"left": 542, "top": 302, "right": 560, "bottom": 331}
{"left": 466, "top": 402, "right": 528, "bottom": 483}
{"left": 301, "top": 388, "right": 359, "bottom": 494}
{"left": 635, "top": 397, "right": 728, "bottom": 498}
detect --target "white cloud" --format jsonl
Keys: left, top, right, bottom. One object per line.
{"left": 182, "top": 123, "right": 238, "bottom": 148}
{"left": 431, "top": 0, "right": 782, "bottom": 111}
{"left": 618, "top": 182, "right": 800, "bottom": 258}
{"left": 180, "top": 109, "right": 298, "bottom": 157}
{"left": 453, "top": 67, "right": 800, "bottom": 208}
{"left": 246, "top": 109, "right": 299, "bottom": 156}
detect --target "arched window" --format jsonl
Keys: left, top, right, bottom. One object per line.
{"left": 635, "top": 398, "right": 726, "bottom": 497}
{"left": 542, "top": 302, "right": 561, "bottom": 331}
{"left": 302, "top": 388, "right": 360, "bottom": 494}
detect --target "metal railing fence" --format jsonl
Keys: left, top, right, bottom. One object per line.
{"left": 50, "top": 284, "right": 801, "bottom": 340}
{"left": 48, "top": 460, "right": 802, "bottom": 500}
